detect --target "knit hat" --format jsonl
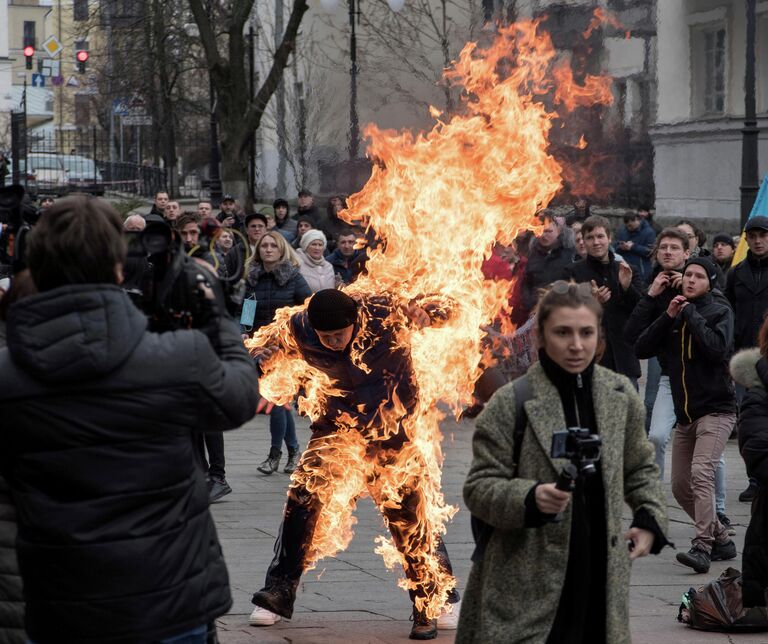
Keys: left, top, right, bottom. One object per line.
{"left": 712, "top": 233, "right": 735, "bottom": 249}
{"left": 300, "top": 229, "right": 327, "bottom": 252}
{"left": 684, "top": 257, "right": 718, "bottom": 290}
{"left": 308, "top": 289, "right": 358, "bottom": 331}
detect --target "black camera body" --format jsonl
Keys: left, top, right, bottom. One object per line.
{"left": 551, "top": 427, "right": 602, "bottom": 477}
{"left": 124, "top": 221, "right": 227, "bottom": 332}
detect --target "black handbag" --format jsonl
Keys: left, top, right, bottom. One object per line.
{"left": 470, "top": 375, "right": 531, "bottom": 563}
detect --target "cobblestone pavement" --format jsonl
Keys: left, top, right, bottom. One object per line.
{"left": 211, "top": 411, "right": 768, "bottom": 644}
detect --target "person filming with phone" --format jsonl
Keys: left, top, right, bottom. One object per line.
{"left": 458, "top": 281, "right": 669, "bottom": 644}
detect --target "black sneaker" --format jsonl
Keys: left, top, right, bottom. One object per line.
{"left": 711, "top": 539, "right": 737, "bottom": 561}
{"left": 717, "top": 512, "right": 736, "bottom": 536}
{"left": 209, "top": 478, "right": 232, "bottom": 503}
{"left": 739, "top": 481, "right": 758, "bottom": 502}
{"left": 409, "top": 607, "right": 437, "bottom": 640}
{"left": 252, "top": 583, "right": 297, "bottom": 620}
{"left": 676, "top": 547, "right": 711, "bottom": 573}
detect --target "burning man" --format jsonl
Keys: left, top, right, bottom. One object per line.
{"left": 248, "top": 288, "right": 460, "bottom": 640}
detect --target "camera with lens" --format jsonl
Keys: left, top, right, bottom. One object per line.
{"left": 123, "top": 220, "right": 228, "bottom": 332}
{"left": 550, "top": 427, "right": 602, "bottom": 476}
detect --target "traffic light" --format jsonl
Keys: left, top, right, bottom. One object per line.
{"left": 76, "top": 49, "right": 88, "bottom": 73}
{"left": 23, "top": 45, "right": 34, "bottom": 70}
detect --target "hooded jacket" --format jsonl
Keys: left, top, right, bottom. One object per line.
{"left": 0, "top": 285, "right": 257, "bottom": 643}
{"left": 296, "top": 248, "right": 336, "bottom": 293}
{"left": 635, "top": 291, "right": 735, "bottom": 423}
{"left": 244, "top": 260, "right": 312, "bottom": 331}
{"left": 730, "top": 348, "right": 768, "bottom": 607}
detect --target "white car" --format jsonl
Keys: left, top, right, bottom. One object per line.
{"left": 27, "top": 153, "right": 70, "bottom": 196}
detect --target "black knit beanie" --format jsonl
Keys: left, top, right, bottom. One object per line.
{"left": 308, "top": 289, "right": 358, "bottom": 331}
{"left": 684, "top": 257, "right": 717, "bottom": 290}
{"left": 712, "top": 233, "right": 735, "bottom": 249}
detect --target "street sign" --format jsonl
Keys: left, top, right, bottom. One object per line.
{"left": 66, "top": 76, "right": 79, "bottom": 87}
{"left": 112, "top": 98, "right": 130, "bottom": 115}
{"left": 31, "top": 73, "right": 45, "bottom": 87}
{"left": 122, "top": 115, "right": 153, "bottom": 126}
{"left": 42, "top": 35, "right": 63, "bottom": 58}
{"left": 51, "top": 75, "right": 64, "bottom": 86}
{"left": 41, "top": 59, "right": 60, "bottom": 77}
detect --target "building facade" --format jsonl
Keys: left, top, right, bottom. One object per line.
{"left": 652, "top": 0, "right": 768, "bottom": 226}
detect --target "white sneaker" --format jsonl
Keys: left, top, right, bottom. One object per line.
{"left": 437, "top": 599, "right": 461, "bottom": 630}
{"left": 249, "top": 605, "right": 282, "bottom": 626}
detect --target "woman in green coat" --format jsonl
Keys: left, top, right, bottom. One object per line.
{"left": 457, "top": 281, "right": 669, "bottom": 644}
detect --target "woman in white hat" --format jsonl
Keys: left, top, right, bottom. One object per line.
{"left": 296, "top": 229, "right": 336, "bottom": 292}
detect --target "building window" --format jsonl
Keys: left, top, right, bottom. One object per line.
{"left": 691, "top": 24, "right": 727, "bottom": 116}
{"left": 75, "top": 95, "right": 91, "bottom": 128}
{"left": 23, "top": 21, "right": 36, "bottom": 48}
{"left": 74, "top": 0, "right": 89, "bottom": 21}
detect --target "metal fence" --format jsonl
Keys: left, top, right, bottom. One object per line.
{"left": 11, "top": 126, "right": 166, "bottom": 199}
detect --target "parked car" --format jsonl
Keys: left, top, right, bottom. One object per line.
{"left": 60, "top": 154, "right": 105, "bottom": 196}
{"left": 3, "top": 158, "right": 39, "bottom": 201}
{"left": 26, "top": 153, "right": 69, "bottom": 196}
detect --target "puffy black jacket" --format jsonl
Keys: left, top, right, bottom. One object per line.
{"left": 725, "top": 251, "right": 768, "bottom": 350}
{"left": 730, "top": 348, "right": 768, "bottom": 607}
{"left": 243, "top": 260, "right": 312, "bottom": 331}
{"left": 635, "top": 292, "right": 735, "bottom": 423}
{"left": 0, "top": 285, "right": 257, "bottom": 644}
{"left": 287, "top": 295, "right": 418, "bottom": 443}
{"left": 0, "top": 475, "right": 24, "bottom": 644}
{"left": 563, "top": 252, "right": 642, "bottom": 378}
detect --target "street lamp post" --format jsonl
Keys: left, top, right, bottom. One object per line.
{"left": 740, "top": 0, "right": 759, "bottom": 228}
{"left": 321, "top": 0, "right": 404, "bottom": 161}
{"left": 206, "top": 0, "right": 223, "bottom": 207}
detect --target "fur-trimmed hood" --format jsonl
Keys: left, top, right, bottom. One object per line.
{"left": 730, "top": 348, "right": 763, "bottom": 389}
{"left": 246, "top": 259, "right": 300, "bottom": 287}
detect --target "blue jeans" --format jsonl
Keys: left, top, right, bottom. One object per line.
{"left": 270, "top": 405, "right": 298, "bottom": 451}
{"left": 644, "top": 357, "right": 662, "bottom": 435}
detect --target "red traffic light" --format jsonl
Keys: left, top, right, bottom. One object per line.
{"left": 23, "top": 45, "right": 35, "bottom": 58}
{"left": 76, "top": 50, "right": 89, "bottom": 62}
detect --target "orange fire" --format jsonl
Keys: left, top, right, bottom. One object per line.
{"left": 247, "top": 18, "right": 612, "bottom": 618}
{"left": 583, "top": 7, "right": 627, "bottom": 39}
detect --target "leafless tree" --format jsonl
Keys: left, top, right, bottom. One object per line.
{"left": 188, "top": 0, "right": 309, "bottom": 201}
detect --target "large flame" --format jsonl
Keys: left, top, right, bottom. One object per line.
{"left": 247, "top": 18, "right": 612, "bottom": 618}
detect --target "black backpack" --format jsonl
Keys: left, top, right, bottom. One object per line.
{"left": 470, "top": 375, "right": 531, "bottom": 563}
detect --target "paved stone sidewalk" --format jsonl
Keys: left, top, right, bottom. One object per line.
{"left": 210, "top": 412, "right": 767, "bottom": 644}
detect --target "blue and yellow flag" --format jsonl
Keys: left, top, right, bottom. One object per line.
{"left": 732, "top": 174, "right": 768, "bottom": 266}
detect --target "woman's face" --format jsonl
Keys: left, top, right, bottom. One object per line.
{"left": 297, "top": 222, "right": 312, "bottom": 236}
{"left": 307, "top": 239, "right": 325, "bottom": 260}
{"left": 217, "top": 231, "right": 233, "bottom": 250}
{"left": 540, "top": 305, "right": 599, "bottom": 374}
{"left": 330, "top": 196, "right": 343, "bottom": 213}
{"left": 258, "top": 235, "right": 280, "bottom": 265}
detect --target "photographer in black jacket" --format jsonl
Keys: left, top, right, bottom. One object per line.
{"left": 0, "top": 196, "right": 258, "bottom": 644}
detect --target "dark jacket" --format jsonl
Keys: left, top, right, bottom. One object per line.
{"left": 287, "top": 295, "right": 418, "bottom": 441}
{"left": 244, "top": 260, "right": 312, "bottom": 331}
{"left": 730, "top": 348, "right": 768, "bottom": 607}
{"left": 0, "top": 285, "right": 257, "bottom": 644}
{"left": 615, "top": 220, "right": 656, "bottom": 282}
{"left": 635, "top": 291, "right": 735, "bottom": 423}
{"left": 725, "top": 251, "right": 768, "bottom": 350}
{"left": 515, "top": 240, "right": 574, "bottom": 323}
{"left": 563, "top": 252, "right": 642, "bottom": 378}
{"left": 326, "top": 249, "right": 366, "bottom": 285}
{"left": 0, "top": 475, "right": 24, "bottom": 643}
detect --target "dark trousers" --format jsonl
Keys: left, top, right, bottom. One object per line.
{"left": 260, "top": 427, "right": 459, "bottom": 609}
{"left": 196, "top": 431, "right": 226, "bottom": 481}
